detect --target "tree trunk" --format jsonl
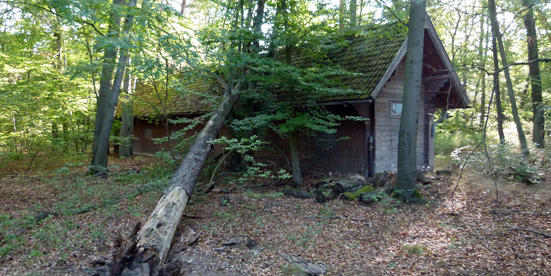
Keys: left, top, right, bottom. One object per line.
{"left": 396, "top": 0, "right": 425, "bottom": 202}
{"left": 91, "top": 0, "right": 124, "bottom": 170}
{"left": 121, "top": 85, "right": 242, "bottom": 275}
{"left": 478, "top": 14, "right": 488, "bottom": 130}
{"left": 281, "top": 0, "right": 302, "bottom": 187}
{"left": 120, "top": 60, "right": 133, "bottom": 158}
{"left": 350, "top": 0, "right": 357, "bottom": 27}
{"left": 289, "top": 129, "right": 302, "bottom": 186}
{"left": 523, "top": 0, "right": 544, "bottom": 147}
{"left": 252, "top": 0, "right": 265, "bottom": 51}
{"left": 493, "top": 36, "right": 506, "bottom": 144}
{"left": 488, "top": 0, "right": 530, "bottom": 156}
{"left": 91, "top": 0, "right": 137, "bottom": 172}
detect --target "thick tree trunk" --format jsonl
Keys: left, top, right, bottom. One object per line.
{"left": 492, "top": 36, "right": 506, "bottom": 144}
{"left": 120, "top": 63, "right": 133, "bottom": 158}
{"left": 119, "top": 85, "right": 242, "bottom": 275}
{"left": 522, "top": 0, "right": 544, "bottom": 147}
{"left": 489, "top": 0, "right": 530, "bottom": 156}
{"left": 396, "top": 0, "right": 425, "bottom": 202}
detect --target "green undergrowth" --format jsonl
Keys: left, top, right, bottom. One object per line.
{"left": 0, "top": 158, "right": 171, "bottom": 263}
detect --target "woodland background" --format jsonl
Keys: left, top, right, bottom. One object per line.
{"left": 2, "top": 0, "right": 551, "bottom": 275}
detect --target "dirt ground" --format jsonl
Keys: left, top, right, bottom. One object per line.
{"left": 1, "top": 156, "right": 551, "bottom": 275}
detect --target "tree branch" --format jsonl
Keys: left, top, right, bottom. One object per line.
{"left": 1, "top": 0, "right": 105, "bottom": 36}
{"left": 505, "top": 225, "right": 551, "bottom": 238}
{"left": 496, "top": 58, "right": 551, "bottom": 74}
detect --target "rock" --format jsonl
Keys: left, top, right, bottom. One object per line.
{"left": 246, "top": 239, "right": 257, "bottom": 248}
{"left": 314, "top": 190, "right": 327, "bottom": 203}
{"left": 341, "top": 185, "right": 374, "bottom": 201}
{"left": 222, "top": 240, "right": 238, "bottom": 246}
{"left": 252, "top": 246, "right": 263, "bottom": 256}
{"left": 282, "top": 253, "right": 327, "bottom": 276}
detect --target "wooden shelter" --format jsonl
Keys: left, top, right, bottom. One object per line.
{"left": 130, "top": 14, "right": 469, "bottom": 176}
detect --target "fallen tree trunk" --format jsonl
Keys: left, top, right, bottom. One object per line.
{"left": 117, "top": 85, "right": 242, "bottom": 275}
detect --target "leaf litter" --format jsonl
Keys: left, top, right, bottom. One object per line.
{"left": 0, "top": 156, "right": 550, "bottom": 275}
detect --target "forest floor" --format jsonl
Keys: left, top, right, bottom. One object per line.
{"left": 1, "top": 155, "right": 551, "bottom": 275}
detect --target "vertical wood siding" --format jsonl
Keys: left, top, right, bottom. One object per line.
{"left": 373, "top": 61, "right": 433, "bottom": 173}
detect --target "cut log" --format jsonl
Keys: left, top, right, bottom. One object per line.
{"left": 332, "top": 175, "right": 366, "bottom": 194}
{"left": 282, "top": 187, "right": 314, "bottom": 199}
{"left": 115, "top": 85, "right": 242, "bottom": 276}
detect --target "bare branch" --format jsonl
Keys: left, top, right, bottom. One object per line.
{"left": 505, "top": 226, "right": 551, "bottom": 238}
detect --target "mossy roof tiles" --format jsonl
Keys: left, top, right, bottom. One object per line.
{"left": 132, "top": 24, "right": 407, "bottom": 116}
{"left": 287, "top": 24, "right": 407, "bottom": 103}
{"left": 132, "top": 77, "right": 221, "bottom": 117}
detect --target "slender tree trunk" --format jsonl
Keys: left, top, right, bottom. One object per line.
{"left": 180, "top": 0, "right": 186, "bottom": 14}
{"left": 51, "top": 15, "right": 64, "bottom": 150}
{"left": 488, "top": 0, "right": 530, "bottom": 156}
{"left": 479, "top": 15, "right": 489, "bottom": 129}
{"left": 493, "top": 36, "right": 506, "bottom": 144}
{"left": 522, "top": 0, "right": 544, "bottom": 147}
{"left": 120, "top": 59, "right": 133, "bottom": 158}
{"left": 396, "top": 0, "right": 425, "bottom": 202}
{"left": 91, "top": 0, "right": 137, "bottom": 172}
{"left": 279, "top": 0, "right": 302, "bottom": 186}
{"left": 350, "top": 0, "right": 357, "bottom": 27}
{"left": 91, "top": 0, "right": 124, "bottom": 170}
{"left": 339, "top": 0, "right": 344, "bottom": 30}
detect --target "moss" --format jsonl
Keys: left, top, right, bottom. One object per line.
{"left": 341, "top": 185, "right": 374, "bottom": 201}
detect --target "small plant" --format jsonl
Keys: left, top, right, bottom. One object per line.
{"left": 385, "top": 207, "right": 399, "bottom": 214}
{"left": 318, "top": 206, "right": 335, "bottom": 219}
{"left": 29, "top": 249, "right": 44, "bottom": 258}
{"left": 362, "top": 190, "right": 387, "bottom": 202}
{"left": 403, "top": 244, "right": 426, "bottom": 255}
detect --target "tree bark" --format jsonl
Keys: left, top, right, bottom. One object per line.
{"left": 120, "top": 60, "right": 133, "bottom": 158}
{"left": 522, "top": 0, "right": 544, "bottom": 147}
{"left": 350, "top": 0, "right": 357, "bottom": 27}
{"left": 492, "top": 36, "right": 506, "bottom": 144}
{"left": 91, "top": 0, "right": 124, "bottom": 170}
{"left": 91, "top": 0, "right": 137, "bottom": 172}
{"left": 124, "top": 84, "right": 242, "bottom": 275}
{"left": 281, "top": 0, "right": 302, "bottom": 187}
{"left": 396, "top": 0, "right": 425, "bottom": 202}
{"left": 488, "top": 0, "right": 530, "bottom": 156}
{"left": 478, "top": 14, "right": 488, "bottom": 130}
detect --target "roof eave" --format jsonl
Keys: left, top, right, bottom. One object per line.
{"left": 424, "top": 13, "right": 471, "bottom": 108}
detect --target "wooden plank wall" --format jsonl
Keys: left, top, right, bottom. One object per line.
{"left": 373, "top": 61, "right": 432, "bottom": 173}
